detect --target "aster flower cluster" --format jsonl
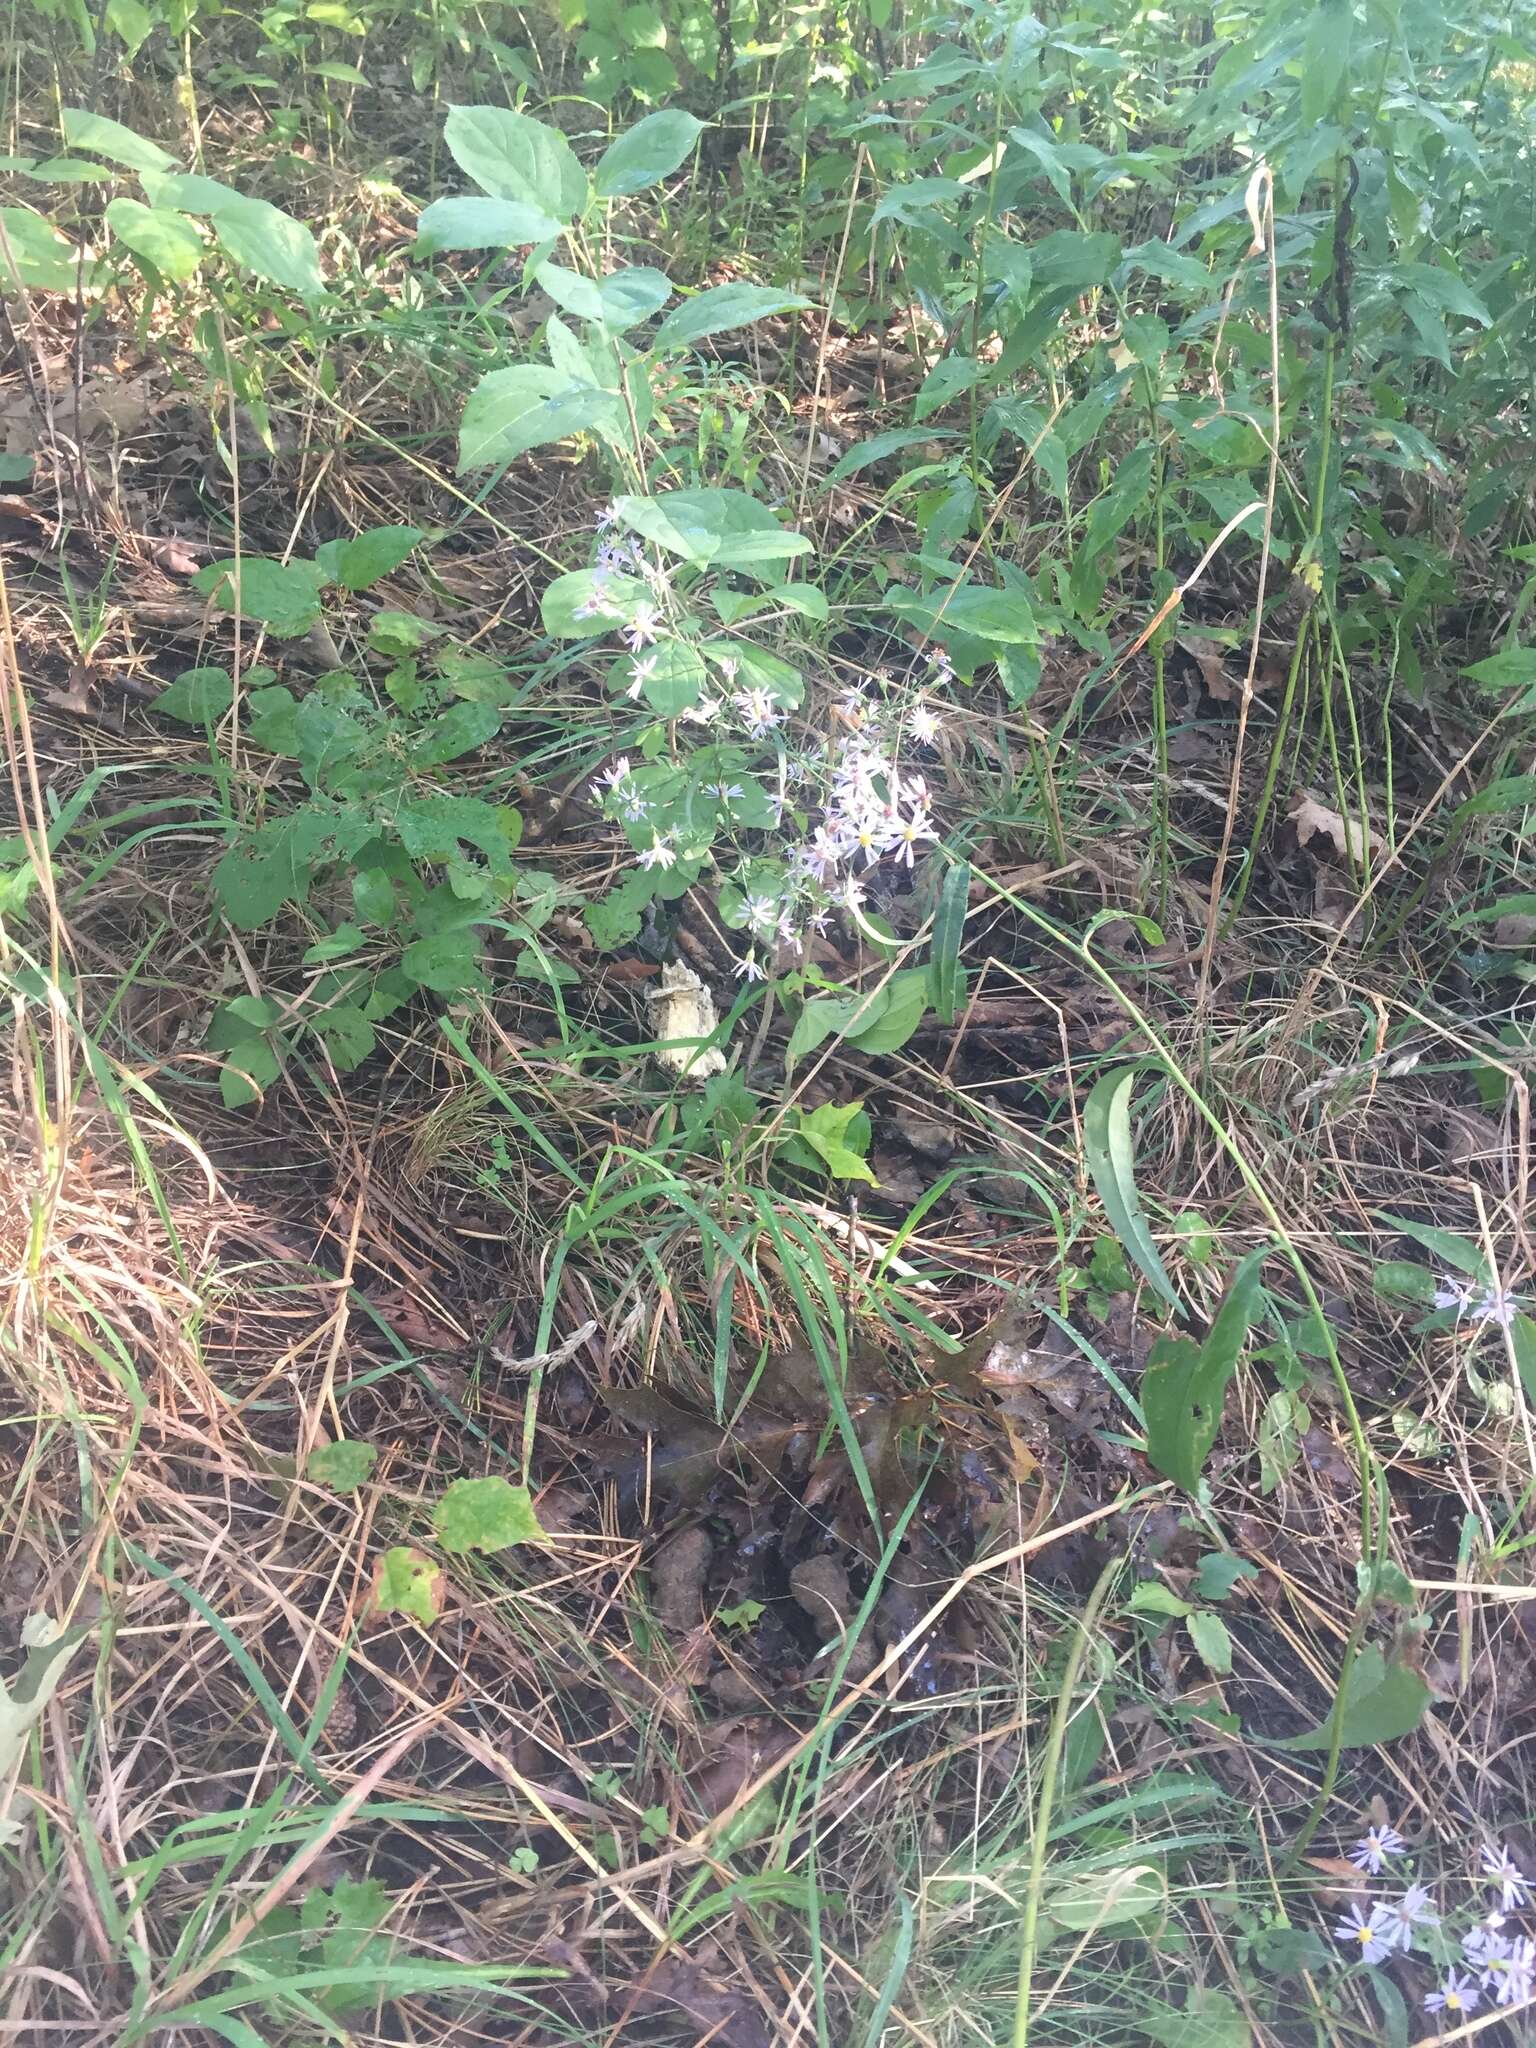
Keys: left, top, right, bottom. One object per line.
{"left": 1433, "top": 1276, "right": 1524, "bottom": 1329}
{"left": 1331, "top": 1822, "right": 1535, "bottom": 2023}
{"left": 582, "top": 515, "right": 953, "bottom": 979}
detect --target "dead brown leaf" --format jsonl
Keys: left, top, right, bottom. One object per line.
{"left": 1289, "top": 789, "right": 1386, "bottom": 864}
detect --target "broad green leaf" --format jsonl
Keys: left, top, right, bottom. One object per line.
{"left": 0, "top": 208, "right": 80, "bottom": 293}
{"left": 1044, "top": 1864, "right": 1164, "bottom": 1935}
{"left": 193, "top": 557, "right": 327, "bottom": 637}
{"left": 1082, "top": 1067, "right": 1181, "bottom": 1312}
{"left": 1451, "top": 774, "right": 1536, "bottom": 822}
{"left": 457, "top": 365, "right": 622, "bottom": 471}
{"left": 794, "top": 1100, "right": 876, "bottom": 1184}
{"left": 651, "top": 283, "right": 812, "bottom": 353}
{"left": 1142, "top": 1988, "right": 1250, "bottom": 2048}
{"left": 401, "top": 927, "right": 485, "bottom": 994}
{"left": 411, "top": 701, "right": 501, "bottom": 766}
{"left": 105, "top": 197, "right": 203, "bottom": 280}
{"left": 914, "top": 354, "right": 982, "bottom": 422}
{"left": 443, "top": 104, "right": 587, "bottom": 221}
{"left": 156, "top": 666, "right": 233, "bottom": 722}
{"left": 1193, "top": 1554, "right": 1257, "bottom": 1602}
{"left": 1393, "top": 260, "right": 1491, "bottom": 326}
{"left": 613, "top": 487, "right": 810, "bottom": 569}
{"left": 1372, "top": 1260, "right": 1438, "bottom": 1304}
{"left": 886, "top": 580, "right": 1035, "bottom": 644}
{"left": 541, "top": 567, "right": 651, "bottom": 636}
{"left": 60, "top": 107, "right": 175, "bottom": 173}
{"left": 1187, "top": 1609, "right": 1233, "bottom": 1676}
{"left": 368, "top": 1546, "right": 442, "bottom": 1624}
{"left": 825, "top": 426, "right": 958, "bottom": 486}
{"left": 845, "top": 967, "right": 928, "bottom": 1054}
{"left": 415, "top": 193, "right": 562, "bottom": 251}
{"left": 1379, "top": 1212, "right": 1487, "bottom": 1280}
{"left": 617, "top": 640, "right": 705, "bottom": 715}
{"left": 432, "top": 1476, "right": 550, "bottom": 1554}
{"left": 1464, "top": 645, "right": 1536, "bottom": 690}
{"left": 210, "top": 195, "right": 326, "bottom": 297}
{"left": 871, "top": 175, "right": 968, "bottom": 225}
{"left": 1301, "top": 0, "right": 1352, "bottom": 124}
{"left": 105, "top": 0, "right": 154, "bottom": 54}
{"left": 140, "top": 171, "right": 245, "bottom": 213}
{"left": 930, "top": 860, "right": 970, "bottom": 1024}
{"left": 308, "top": 1440, "right": 378, "bottom": 1492}
{"left": 317, "top": 524, "right": 422, "bottom": 592}
{"left": 1277, "top": 1642, "right": 1432, "bottom": 1751}
{"left": 219, "top": 1035, "right": 281, "bottom": 1106}
{"left": 1258, "top": 1391, "right": 1305, "bottom": 1491}
{"left": 593, "top": 109, "right": 705, "bottom": 198}
{"left": 1142, "top": 1248, "right": 1267, "bottom": 1492}
{"left": 536, "top": 260, "right": 672, "bottom": 329}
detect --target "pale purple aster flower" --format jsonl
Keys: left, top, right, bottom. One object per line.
{"left": 743, "top": 895, "right": 777, "bottom": 931}
{"left": 732, "top": 952, "right": 764, "bottom": 981}
{"left": 594, "top": 755, "right": 631, "bottom": 791}
{"left": 775, "top": 907, "right": 800, "bottom": 944}
{"left": 1334, "top": 1901, "right": 1395, "bottom": 1965}
{"left": 1464, "top": 1925, "right": 1511, "bottom": 1974}
{"left": 638, "top": 835, "right": 676, "bottom": 871}
{"left": 706, "top": 780, "right": 744, "bottom": 803}
{"left": 1483, "top": 1843, "right": 1531, "bottom": 1912}
{"left": 734, "top": 687, "right": 782, "bottom": 738}
{"left": 1473, "top": 1286, "right": 1519, "bottom": 1330}
{"left": 595, "top": 502, "right": 618, "bottom": 530}
{"left": 620, "top": 790, "right": 650, "bottom": 823}
{"left": 621, "top": 603, "right": 662, "bottom": 650}
{"left": 838, "top": 876, "right": 866, "bottom": 914}
{"left": 1434, "top": 1278, "right": 1473, "bottom": 1311}
{"left": 1380, "top": 1883, "right": 1439, "bottom": 1951}
{"left": 1349, "top": 1824, "right": 1406, "bottom": 1875}
{"left": 1425, "top": 1971, "right": 1481, "bottom": 2017}
{"left": 715, "top": 656, "right": 740, "bottom": 685}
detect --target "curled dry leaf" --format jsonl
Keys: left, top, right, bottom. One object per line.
{"left": 644, "top": 959, "right": 727, "bottom": 1081}
{"left": 1289, "top": 790, "right": 1386, "bottom": 865}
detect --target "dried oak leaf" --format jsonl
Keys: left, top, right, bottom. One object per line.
{"left": 1289, "top": 790, "right": 1385, "bottom": 864}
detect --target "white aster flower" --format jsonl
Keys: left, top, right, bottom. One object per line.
{"left": 1483, "top": 1843, "right": 1531, "bottom": 1912}
{"left": 622, "top": 603, "right": 662, "bottom": 650}
{"left": 1349, "top": 1824, "right": 1406, "bottom": 1875}
{"left": 638, "top": 834, "right": 676, "bottom": 871}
